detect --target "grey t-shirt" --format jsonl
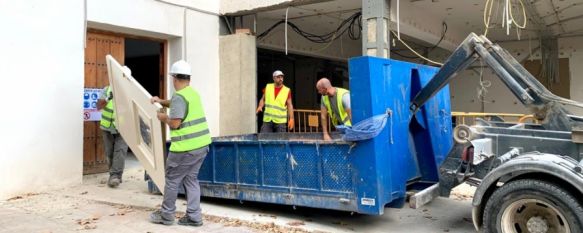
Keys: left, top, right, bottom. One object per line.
{"left": 321, "top": 90, "right": 351, "bottom": 124}
{"left": 99, "top": 86, "right": 118, "bottom": 134}
{"left": 169, "top": 94, "right": 187, "bottom": 120}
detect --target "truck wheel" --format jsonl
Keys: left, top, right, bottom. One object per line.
{"left": 482, "top": 179, "right": 583, "bottom": 233}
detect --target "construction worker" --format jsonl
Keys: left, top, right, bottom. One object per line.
{"left": 97, "top": 72, "right": 129, "bottom": 188}
{"left": 149, "top": 60, "right": 211, "bottom": 227}
{"left": 316, "top": 78, "right": 352, "bottom": 141}
{"left": 256, "top": 70, "right": 295, "bottom": 132}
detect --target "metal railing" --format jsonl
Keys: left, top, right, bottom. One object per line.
{"left": 290, "top": 109, "right": 334, "bottom": 133}
{"left": 451, "top": 112, "right": 537, "bottom": 126}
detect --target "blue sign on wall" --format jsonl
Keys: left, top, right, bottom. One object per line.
{"left": 83, "top": 88, "right": 103, "bottom": 121}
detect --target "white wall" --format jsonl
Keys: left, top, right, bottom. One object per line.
{"left": 0, "top": 0, "right": 84, "bottom": 199}
{"left": 88, "top": 0, "right": 221, "bottom": 136}
{"left": 185, "top": 10, "right": 221, "bottom": 136}
{"left": 449, "top": 36, "right": 583, "bottom": 114}
{"left": 161, "top": 0, "right": 218, "bottom": 13}
{"left": 87, "top": 0, "right": 184, "bottom": 37}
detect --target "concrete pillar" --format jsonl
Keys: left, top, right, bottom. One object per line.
{"left": 219, "top": 33, "right": 257, "bottom": 136}
{"left": 362, "top": 0, "right": 390, "bottom": 58}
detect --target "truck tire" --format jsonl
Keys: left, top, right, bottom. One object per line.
{"left": 482, "top": 179, "right": 583, "bottom": 233}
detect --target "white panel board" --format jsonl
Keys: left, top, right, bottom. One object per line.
{"left": 106, "top": 55, "right": 166, "bottom": 193}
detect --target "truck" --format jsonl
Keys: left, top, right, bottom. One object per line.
{"left": 412, "top": 33, "right": 583, "bottom": 233}
{"left": 107, "top": 32, "right": 583, "bottom": 233}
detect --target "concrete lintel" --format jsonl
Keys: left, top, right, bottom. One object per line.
{"left": 221, "top": 0, "right": 333, "bottom": 16}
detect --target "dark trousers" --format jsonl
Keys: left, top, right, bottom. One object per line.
{"left": 101, "top": 130, "right": 128, "bottom": 178}
{"left": 161, "top": 146, "right": 208, "bottom": 222}
{"left": 260, "top": 121, "right": 287, "bottom": 133}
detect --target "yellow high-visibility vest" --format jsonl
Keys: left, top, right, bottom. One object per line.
{"left": 323, "top": 87, "right": 352, "bottom": 127}
{"left": 100, "top": 86, "right": 116, "bottom": 129}
{"left": 169, "top": 86, "right": 212, "bottom": 152}
{"left": 263, "top": 83, "right": 290, "bottom": 124}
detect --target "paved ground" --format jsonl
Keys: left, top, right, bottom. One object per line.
{"left": 0, "top": 155, "right": 477, "bottom": 233}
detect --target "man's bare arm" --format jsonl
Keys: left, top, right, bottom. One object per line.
{"left": 151, "top": 96, "right": 171, "bottom": 107}
{"left": 256, "top": 95, "right": 265, "bottom": 113}
{"left": 320, "top": 106, "right": 331, "bottom": 140}
{"left": 97, "top": 99, "right": 107, "bottom": 110}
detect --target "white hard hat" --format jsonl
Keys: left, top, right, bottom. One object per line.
{"left": 272, "top": 70, "right": 284, "bottom": 77}
{"left": 170, "top": 60, "right": 192, "bottom": 76}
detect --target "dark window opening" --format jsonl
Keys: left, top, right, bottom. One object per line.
{"left": 257, "top": 49, "right": 348, "bottom": 131}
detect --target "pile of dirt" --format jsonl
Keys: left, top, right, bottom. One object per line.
{"left": 201, "top": 215, "right": 313, "bottom": 233}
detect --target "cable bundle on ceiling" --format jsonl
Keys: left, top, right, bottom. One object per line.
{"left": 483, "top": 0, "right": 527, "bottom": 37}
{"left": 257, "top": 11, "right": 362, "bottom": 43}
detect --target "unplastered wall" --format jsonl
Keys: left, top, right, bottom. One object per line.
{"left": 243, "top": 16, "right": 362, "bottom": 61}
{"left": 88, "top": 0, "right": 221, "bottom": 136}
{"left": 219, "top": 34, "right": 257, "bottom": 136}
{"left": 449, "top": 36, "right": 583, "bottom": 114}
{"left": 0, "top": 0, "right": 84, "bottom": 199}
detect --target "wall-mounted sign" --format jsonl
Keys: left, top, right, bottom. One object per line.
{"left": 83, "top": 88, "right": 102, "bottom": 121}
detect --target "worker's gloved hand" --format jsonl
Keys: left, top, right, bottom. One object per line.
{"left": 288, "top": 118, "right": 295, "bottom": 131}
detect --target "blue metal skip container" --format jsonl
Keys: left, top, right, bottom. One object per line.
{"left": 149, "top": 57, "right": 453, "bottom": 215}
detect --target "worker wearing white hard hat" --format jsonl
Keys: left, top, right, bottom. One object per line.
{"left": 150, "top": 60, "right": 210, "bottom": 227}
{"left": 256, "top": 70, "right": 295, "bottom": 133}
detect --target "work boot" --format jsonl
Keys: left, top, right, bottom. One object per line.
{"left": 177, "top": 216, "right": 203, "bottom": 227}
{"left": 107, "top": 176, "right": 121, "bottom": 188}
{"left": 149, "top": 210, "right": 174, "bottom": 225}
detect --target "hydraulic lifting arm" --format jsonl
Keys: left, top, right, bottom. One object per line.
{"left": 410, "top": 33, "right": 583, "bottom": 131}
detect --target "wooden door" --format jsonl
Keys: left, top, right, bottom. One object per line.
{"left": 83, "top": 32, "right": 125, "bottom": 174}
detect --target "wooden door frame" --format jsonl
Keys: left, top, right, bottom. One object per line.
{"left": 88, "top": 28, "right": 168, "bottom": 99}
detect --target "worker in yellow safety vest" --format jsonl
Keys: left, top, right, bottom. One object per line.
{"left": 316, "top": 78, "right": 352, "bottom": 141}
{"left": 97, "top": 74, "right": 129, "bottom": 188}
{"left": 149, "top": 60, "right": 211, "bottom": 227}
{"left": 256, "top": 70, "right": 295, "bottom": 133}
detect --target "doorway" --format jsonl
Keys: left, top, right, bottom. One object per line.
{"left": 125, "top": 38, "right": 165, "bottom": 97}
{"left": 83, "top": 30, "right": 166, "bottom": 175}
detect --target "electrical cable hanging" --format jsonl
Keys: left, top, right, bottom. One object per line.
{"left": 483, "top": 0, "right": 527, "bottom": 37}
{"left": 483, "top": 0, "right": 495, "bottom": 36}
{"left": 257, "top": 12, "right": 362, "bottom": 43}
{"left": 314, "top": 12, "right": 344, "bottom": 52}
{"left": 390, "top": 30, "right": 444, "bottom": 66}
{"left": 258, "top": 10, "right": 445, "bottom": 64}
{"left": 397, "top": 0, "right": 401, "bottom": 40}
{"left": 285, "top": 7, "right": 289, "bottom": 55}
